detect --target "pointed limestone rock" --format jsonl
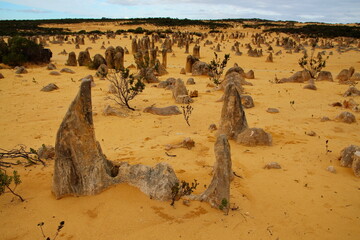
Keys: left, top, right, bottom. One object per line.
{"left": 52, "top": 79, "right": 116, "bottom": 199}
{"left": 218, "top": 83, "right": 248, "bottom": 139}
{"left": 52, "top": 80, "right": 179, "bottom": 201}
{"left": 190, "top": 134, "right": 232, "bottom": 213}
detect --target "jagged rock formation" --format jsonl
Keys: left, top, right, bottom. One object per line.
{"left": 92, "top": 54, "right": 107, "bottom": 70}
{"left": 336, "top": 67, "right": 355, "bottom": 83}
{"left": 52, "top": 80, "right": 179, "bottom": 200}
{"left": 192, "top": 61, "right": 210, "bottom": 76}
{"left": 193, "top": 44, "right": 200, "bottom": 59}
{"left": 217, "top": 83, "right": 248, "bottom": 139}
{"left": 172, "top": 78, "right": 194, "bottom": 104}
{"left": 66, "top": 52, "right": 77, "bottom": 66}
{"left": 185, "top": 55, "right": 199, "bottom": 73}
{"left": 105, "top": 46, "right": 116, "bottom": 69}
{"left": 78, "top": 50, "right": 92, "bottom": 66}
{"left": 189, "top": 134, "right": 232, "bottom": 213}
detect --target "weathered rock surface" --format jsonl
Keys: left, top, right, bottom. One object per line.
{"left": 218, "top": 83, "right": 248, "bottom": 139}
{"left": 165, "top": 137, "right": 195, "bottom": 151}
{"left": 96, "top": 64, "right": 108, "bottom": 78}
{"left": 339, "top": 145, "right": 360, "bottom": 167}
{"left": 78, "top": 51, "right": 92, "bottom": 66}
{"left": 102, "top": 105, "right": 128, "bottom": 117}
{"left": 278, "top": 70, "right": 311, "bottom": 83}
{"left": 241, "top": 95, "right": 254, "bottom": 108}
{"left": 316, "top": 71, "right": 333, "bottom": 81}
{"left": 15, "top": 66, "right": 27, "bottom": 74}
{"left": 41, "top": 83, "right": 59, "bottom": 92}
{"left": 172, "top": 78, "right": 194, "bottom": 104}
{"left": 92, "top": 54, "right": 106, "bottom": 70}
{"left": 66, "top": 52, "right": 77, "bottom": 66}
{"left": 335, "top": 111, "right": 356, "bottom": 124}
{"left": 52, "top": 80, "right": 116, "bottom": 198}
{"left": 189, "top": 134, "right": 232, "bottom": 213}
{"left": 336, "top": 67, "right": 355, "bottom": 83}
{"left": 143, "top": 105, "right": 182, "bottom": 116}
{"left": 343, "top": 86, "right": 360, "bottom": 97}
{"left": 192, "top": 61, "right": 210, "bottom": 76}
{"left": 264, "top": 162, "right": 281, "bottom": 169}
{"left": 236, "top": 128, "right": 272, "bottom": 146}
{"left": 60, "top": 68, "right": 75, "bottom": 74}
{"left": 47, "top": 63, "right": 57, "bottom": 70}
{"left": 52, "top": 80, "right": 179, "bottom": 201}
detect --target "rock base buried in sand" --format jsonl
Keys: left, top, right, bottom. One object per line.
{"left": 52, "top": 80, "right": 179, "bottom": 200}
{"left": 143, "top": 105, "right": 182, "bottom": 116}
{"left": 236, "top": 128, "right": 272, "bottom": 146}
{"left": 339, "top": 145, "right": 360, "bottom": 167}
{"left": 264, "top": 162, "right": 281, "bottom": 169}
{"left": 41, "top": 83, "right": 59, "bottom": 92}
{"left": 165, "top": 137, "right": 195, "bottom": 151}
{"left": 189, "top": 135, "right": 232, "bottom": 213}
{"left": 335, "top": 111, "right": 356, "bottom": 124}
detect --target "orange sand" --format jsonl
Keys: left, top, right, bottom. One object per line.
{"left": 0, "top": 22, "right": 359, "bottom": 240}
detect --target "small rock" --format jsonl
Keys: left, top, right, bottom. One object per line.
{"left": 264, "top": 162, "right": 281, "bottom": 169}
{"left": 15, "top": 66, "right": 27, "bottom": 74}
{"left": 303, "top": 84, "right": 317, "bottom": 90}
{"left": 102, "top": 105, "right": 127, "bottom": 117}
{"left": 320, "top": 116, "right": 331, "bottom": 122}
{"left": 0, "top": 73, "right": 4, "bottom": 79}
{"left": 267, "top": 108, "right": 279, "bottom": 113}
{"left": 182, "top": 199, "right": 191, "bottom": 207}
{"left": 46, "top": 63, "right": 56, "bottom": 70}
{"left": 41, "top": 83, "right": 59, "bottom": 92}
{"left": 339, "top": 145, "right": 360, "bottom": 167}
{"left": 49, "top": 71, "right": 61, "bottom": 76}
{"left": 209, "top": 123, "right": 217, "bottom": 132}
{"left": 237, "top": 128, "right": 272, "bottom": 146}
{"left": 306, "top": 131, "right": 316, "bottom": 136}
{"left": 241, "top": 95, "right": 254, "bottom": 108}
{"left": 331, "top": 102, "right": 342, "bottom": 107}
{"left": 60, "top": 68, "right": 75, "bottom": 74}
{"left": 186, "top": 78, "right": 195, "bottom": 85}
{"left": 180, "top": 68, "right": 186, "bottom": 74}
{"left": 335, "top": 111, "right": 356, "bottom": 124}
{"left": 326, "top": 166, "right": 336, "bottom": 173}
{"left": 189, "top": 90, "right": 198, "bottom": 98}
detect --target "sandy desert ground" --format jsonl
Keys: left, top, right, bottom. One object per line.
{"left": 0, "top": 22, "right": 359, "bottom": 240}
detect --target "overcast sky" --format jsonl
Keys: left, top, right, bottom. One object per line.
{"left": 0, "top": 0, "right": 359, "bottom": 23}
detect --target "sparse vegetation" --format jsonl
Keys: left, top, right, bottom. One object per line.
{"left": 0, "top": 169, "right": 23, "bottom": 202}
{"left": 219, "top": 198, "right": 228, "bottom": 212}
{"left": 208, "top": 52, "right": 230, "bottom": 85}
{"left": 181, "top": 103, "right": 193, "bottom": 126}
{"left": 171, "top": 179, "right": 199, "bottom": 206}
{"left": 107, "top": 68, "right": 145, "bottom": 111}
{"left": 0, "top": 145, "right": 45, "bottom": 202}
{"left": 38, "top": 221, "right": 65, "bottom": 240}
{"left": 298, "top": 39, "right": 329, "bottom": 79}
